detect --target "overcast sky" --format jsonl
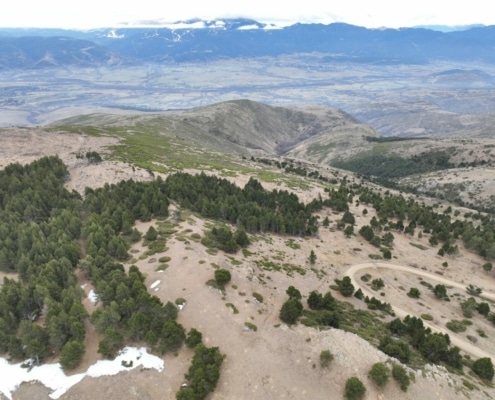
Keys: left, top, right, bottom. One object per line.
{"left": 2, "top": 0, "right": 493, "bottom": 29}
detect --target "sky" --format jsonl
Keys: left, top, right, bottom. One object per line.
{"left": 2, "top": 0, "right": 494, "bottom": 29}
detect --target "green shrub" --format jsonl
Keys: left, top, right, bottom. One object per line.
{"left": 472, "top": 357, "right": 494, "bottom": 381}
{"left": 392, "top": 364, "right": 410, "bottom": 391}
{"left": 477, "top": 329, "right": 487, "bottom": 338}
{"left": 344, "top": 377, "right": 366, "bottom": 400}
{"left": 225, "top": 303, "right": 239, "bottom": 314}
{"left": 446, "top": 320, "right": 467, "bottom": 333}
{"left": 59, "top": 340, "right": 85, "bottom": 370}
{"left": 214, "top": 269, "right": 231, "bottom": 287}
{"left": 175, "top": 298, "right": 187, "bottom": 306}
{"left": 320, "top": 350, "right": 334, "bottom": 368}
{"left": 252, "top": 292, "right": 264, "bottom": 303}
{"left": 185, "top": 328, "right": 203, "bottom": 349}
{"left": 368, "top": 362, "right": 389, "bottom": 387}
{"left": 279, "top": 299, "right": 303, "bottom": 325}
{"left": 244, "top": 322, "right": 257, "bottom": 332}
{"left": 371, "top": 278, "right": 384, "bottom": 291}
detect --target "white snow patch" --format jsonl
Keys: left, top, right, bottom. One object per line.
{"left": 150, "top": 280, "right": 160, "bottom": 289}
{"left": 0, "top": 347, "right": 163, "bottom": 400}
{"left": 238, "top": 25, "right": 260, "bottom": 30}
{"left": 87, "top": 289, "right": 98, "bottom": 304}
{"left": 80, "top": 283, "right": 87, "bottom": 289}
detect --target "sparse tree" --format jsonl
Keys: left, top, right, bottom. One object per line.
{"left": 483, "top": 262, "right": 493, "bottom": 273}
{"left": 309, "top": 250, "right": 317, "bottom": 264}
{"left": 433, "top": 284, "right": 447, "bottom": 299}
{"left": 60, "top": 340, "right": 85, "bottom": 370}
{"left": 214, "top": 269, "right": 231, "bottom": 288}
{"left": 286, "top": 286, "right": 302, "bottom": 300}
{"left": 392, "top": 364, "right": 410, "bottom": 391}
{"left": 368, "top": 362, "right": 389, "bottom": 387}
{"left": 344, "top": 376, "right": 366, "bottom": 400}
{"left": 279, "top": 299, "right": 303, "bottom": 325}
{"left": 472, "top": 357, "right": 494, "bottom": 381}
{"left": 185, "top": 328, "right": 203, "bottom": 349}
{"left": 344, "top": 225, "right": 354, "bottom": 237}
{"left": 336, "top": 276, "right": 355, "bottom": 297}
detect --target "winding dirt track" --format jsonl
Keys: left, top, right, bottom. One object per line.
{"left": 346, "top": 262, "right": 495, "bottom": 360}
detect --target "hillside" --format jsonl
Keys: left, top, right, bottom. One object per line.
{"left": 2, "top": 110, "right": 495, "bottom": 399}
{"left": 50, "top": 100, "right": 495, "bottom": 212}
{"left": 50, "top": 100, "right": 374, "bottom": 158}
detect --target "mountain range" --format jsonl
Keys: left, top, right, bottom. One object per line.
{"left": 2, "top": 19, "right": 495, "bottom": 68}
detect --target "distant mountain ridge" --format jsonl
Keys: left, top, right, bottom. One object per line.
{"left": 2, "top": 19, "right": 495, "bottom": 67}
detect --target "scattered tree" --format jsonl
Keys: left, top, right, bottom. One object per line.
{"left": 279, "top": 298, "right": 303, "bottom": 325}
{"left": 483, "top": 262, "right": 493, "bottom": 273}
{"left": 392, "top": 364, "right": 410, "bottom": 391}
{"left": 433, "top": 284, "right": 447, "bottom": 299}
{"left": 344, "top": 225, "right": 354, "bottom": 237}
{"left": 472, "top": 357, "right": 494, "bottom": 381}
{"left": 286, "top": 286, "right": 302, "bottom": 300}
{"left": 214, "top": 269, "right": 231, "bottom": 288}
{"left": 407, "top": 288, "right": 420, "bottom": 299}
{"left": 309, "top": 250, "right": 317, "bottom": 265}
{"left": 59, "top": 340, "right": 85, "bottom": 370}
{"left": 477, "top": 302, "right": 490, "bottom": 316}
{"left": 344, "top": 376, "right": 366, "bottom": 400}
{"left": 466, "top": 284, "right": 483, "bottom": 297}
{"left": 368, "top": 362, "right": 389, "bottom": 387}
{"left": 144, "top": 226, "right": 158, "bottom": 241}
{"left": 335, "top": 276, "right": 355, "bottom": 297}
{"left": 185, "top": 328, "right": 203, "bottom": 349}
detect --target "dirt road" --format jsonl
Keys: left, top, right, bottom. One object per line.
{"left": 346, "top": 262, "right": 495, "bottom": 360}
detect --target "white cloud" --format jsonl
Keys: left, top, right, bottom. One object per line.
{"left": 1, "top": 0, "right": 494, "bottom": 29}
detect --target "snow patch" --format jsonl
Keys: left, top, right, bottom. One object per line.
{"left": 0, "top": 347, "right": 163, "bottom": 400}
{"left": 87, "top": 289, "right": 98, "bottom": 304}
{"left": 150, "top": 280, "right": 160, "bottom": 289}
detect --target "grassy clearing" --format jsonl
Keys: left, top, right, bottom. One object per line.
{"left": 253, "top": 257, "right": 306, "bottom": 277}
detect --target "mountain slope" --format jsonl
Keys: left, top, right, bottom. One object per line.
{"left": 52, "top": 99, "right": 374, "bottom": 157}
{"left": 0, "top": 36, "right": 125, "bottom": 68}
{"left": 4, "top": 20, "right": 495, "bottom": 66}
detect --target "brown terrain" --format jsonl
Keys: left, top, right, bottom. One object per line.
{"left": 1, "top": 128, "right": 495, "bottom": 400}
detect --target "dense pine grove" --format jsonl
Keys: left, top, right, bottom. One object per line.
{"left": 164, "top": 172, "right": 320, "bottom": 236}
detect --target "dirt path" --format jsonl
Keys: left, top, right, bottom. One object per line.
{"left": 346, "top": 262, "right": 495, "bottom": 359}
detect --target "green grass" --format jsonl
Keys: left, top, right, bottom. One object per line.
{"left": 285, "top": 238, "right": 301, "bottom": 250}
{"left": 252, "top": 292, "right": 264, "bottom": 303}
{"left": 253, "top": 258, "right": 306, "bottom": 277}
{"left": 156, "top": 264, "right": 169, "bottom": 271}
{"left": 226, "top": 303, "right": 239, "bottom": 314}
{"left": 244, "top": 322, "right": 258, "bottom": 332}
{"left": 410, "top": 242, "right": 429, "bottom": 250}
